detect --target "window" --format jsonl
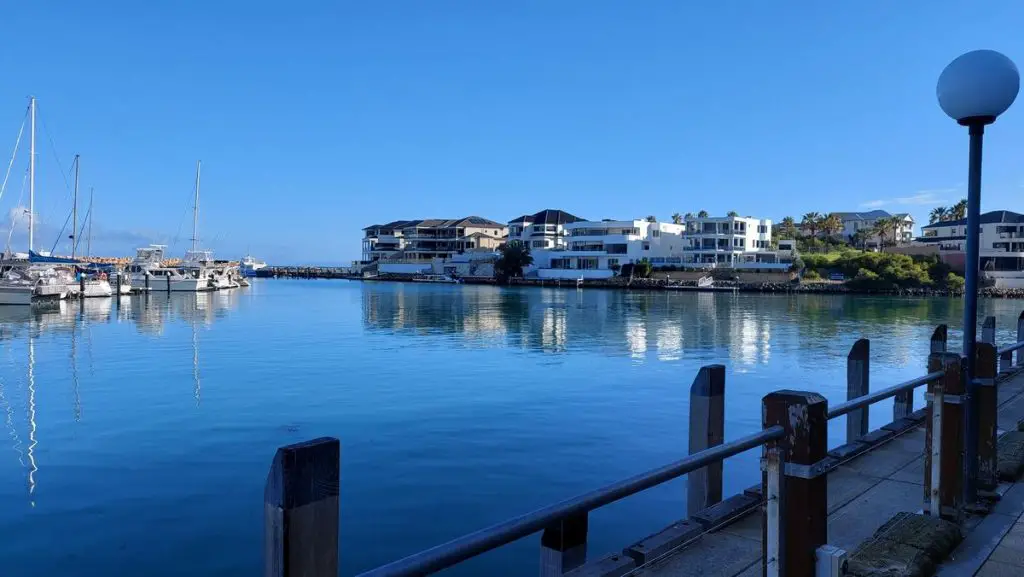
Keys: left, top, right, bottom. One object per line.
{"left": 643, "top": 243, "right": 650, "bottom": 250}
{"left": 532, "top": 225, "right": 544, "bottom": 233}
{"left": 607, "top": 258, "right": 619, "bottom": 269}
{"left": 652, "top": 229, "right": 660, "bottom": 238}
{"left": 757, "top": 225, "right": 768, "bottom": 234}
{"left": 532, "top": 240, "right": 546, "bottom": 248}
{"left": 578, "top": 258, "right": 599, "bottom": 270}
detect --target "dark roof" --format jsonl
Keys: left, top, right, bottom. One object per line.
{"left": 831, "top": 210, "right": 892, "bottom": 221}
{"left": 363, "top": 219, "right": 421, "bottom": 231}
{"left": 921, "top": 210, "right": 1024, "bottom": 229}
{"left": 507, "top": 209, "right": 585, "bottom": 225}
{"left": 364, "top": 217, "right": 505, "bottom": 231}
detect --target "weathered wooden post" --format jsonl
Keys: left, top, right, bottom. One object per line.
{"left": 688, "top": 364, "right": 725, "bottom": 517}
{"left": 540, "top": 513, "right": 588, "bottom": 576}
{"left": 762, "top": 391, "right": 828, "bottom": 577}
{"left": 166, "top": 274, "right": 171, "bottom": 293}
{"left": 1018, "top": 311, "right": 1024, "bottom": 368}
{"left": 847, "top": 339, "right": 870, "bottom": 439}
{"left": 924, "top": 353, "right": 963, "bottom": 521}
{"left": 931, "top": 324, "right": 948, "bottom": 354}
{"left": 1000, "top": 347, "right": 1014, "bottom": 375}
{"left": 975, "top": 343, "right": 998, "bottom": 490}
{"left": 264, "top": 437, "right": 340, "bottom": 577}
{"left": 79, "top": 275, "right": 86, "bottom": 295}
{"left": 981, "top": 316, "right": 996, "bottom": 345}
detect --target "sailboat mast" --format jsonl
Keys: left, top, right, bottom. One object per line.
{"left": 87, "top": 187, "right": 93, "bottom": 257}
{"left": 192, "top": 160, "right": 201, "bottom": 253}
{"left": 28, "top": 97, "right": 36, "bottom": 252}
{"left": 72, "top": 154, "right": 80, "bottom": 258}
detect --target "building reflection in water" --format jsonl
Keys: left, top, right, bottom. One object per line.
{"left": 360, "top": 284, "right": 791, "bottom": 362}
{"left": 0, "top": 291, "right": 241, "bottom": 504}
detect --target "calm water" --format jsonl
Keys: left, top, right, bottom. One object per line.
{"left": 0, "top": 281, "right": 1021, "bottom": 576}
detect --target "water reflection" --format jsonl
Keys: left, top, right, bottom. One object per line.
{"left": 360, "top": 284, "right": 1024, "bottom": 368}
{"left": 0, "top": 291, "right": 242, "bottom": 504}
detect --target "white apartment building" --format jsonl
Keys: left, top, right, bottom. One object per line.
{"left": 507, "top": 209, "right": 585, "bottom": 250}
{"left": 918, "top": 210, "right": 1024, "bottom": 287}
{"left": 682, "top": 215, "right": 772, "bottom": 265}
{"left": 531, "top": 219, "right": 686, "bottom": 279}
{"left": 832, "top": 210, "right": 915, "bottom": 247}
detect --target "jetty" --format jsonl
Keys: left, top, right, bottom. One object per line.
{"left": 259, "top": 310, "right": 1024, "bottom": 577}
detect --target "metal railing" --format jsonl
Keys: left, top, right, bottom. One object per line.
{"left": 262, "top": 313, "right": 1024, "bottom": 577}
{"left": 828, "top": 371, "right": 943, "bottom": 420}
{"left": 355, "top": 427, "right": 784, "bottom": 577}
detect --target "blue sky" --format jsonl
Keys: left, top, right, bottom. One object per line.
{"left": 2, "top": 1, "right": 1024, "bottom": 264}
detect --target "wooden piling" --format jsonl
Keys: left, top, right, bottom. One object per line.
{"left": 264, "top": 437, "right": 340, "bottom": 577}
{"left": 924, "top": 353, "right": 963, "bottom": 522}
{"left": 975, "top": 343, "right": 998, "bottom": 490}
{"left": 688, "top": 364, "right": 725, "bottom": 517}
{"left": 981, "top": 316, "right": 996, "bottom": 345}
{"left": 1018, "top": 311, "right": 1024, "bottom": 368}
{"left": 931, "top": 324, "right": 947, "bottom": 354}
{"left": 166, "top": 274, "right": 171, "bottom": 293}
{"left": 762, "top": 391, "right": 828, "bottom": 577}
{"left": 540, "top": 512, "right": 588, "bottom": 576}
{"left": 847, "top": 339, "right": 870, "bottom": 440}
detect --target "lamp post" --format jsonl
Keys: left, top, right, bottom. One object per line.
{"left": 937, "top": 49, "right": 1019, "bottom": 504}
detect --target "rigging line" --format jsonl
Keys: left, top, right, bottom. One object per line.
{"left": 0, "top": 109, "right": 27, "bottom": 206}
{"left": 49, "top": 209, "right": 73, "bottom": 256}
{"left": 74, "top": 203, "right": 91, "bottom": 254}
{"left": 37, "top": 109, "right": 71, "bottom": 193}
{"left": 5, "top": 170, "right": 28, "bottom": 255}
{"left": 170, "top": 177, "right": 198, "bottom": 251}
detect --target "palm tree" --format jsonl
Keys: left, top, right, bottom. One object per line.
{"left": 697, "top": 210, "right": 709, "bottom": 218}
{"left": 778, "top": 216, "right": 798, "bottom": 239}
{"left": 645, "top": 215, "right": 657, "bottom": 223}
{"left": 821, "top": 213, "right": 843, "bottom": 239}
{"left": 871, "top": 219, "right": 891, "bottom": 251}
{"left": 671, "top": 213, "right": 683, "bottom": 224}
{"left": 801, "top": 212, "right": 822, "bottom": 240}
{"left": 850, "top": 230, "right": 867, "bottom": 250}
{"left": 950, "top": 199, "right": 967, "bottom": 220}
{"left": 888, "top": 216, "right": 905, "bottom": 246}
{"left": 684, "top": 212, "right": 694, "bottom": 219}
{"left": 929, "top": 206, "right": 948, "bottom": 224}
{"left": 726, "top": 210, "right": 738, "bottom": 217}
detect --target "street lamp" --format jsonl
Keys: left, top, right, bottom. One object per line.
{"left": 937, "top": 49, "right": 1019, "bottom": 504}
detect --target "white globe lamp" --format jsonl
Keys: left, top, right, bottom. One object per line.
{"left": 936, "top": 49, "right": 1019, "bottom": 505}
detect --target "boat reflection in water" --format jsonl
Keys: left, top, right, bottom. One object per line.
{"left": 0, "top": 291, "right": 241, "bottom": 505}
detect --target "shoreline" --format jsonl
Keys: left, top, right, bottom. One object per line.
{"left": 316, "top": 273, "right": 1024, "bottom": 299}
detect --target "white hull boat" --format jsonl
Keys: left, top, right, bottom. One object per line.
{"left": 0, "top": 283, "right": 34, "bottom": 305}
{"left": 81, "top": 279, "right": 113, "bottom": 298}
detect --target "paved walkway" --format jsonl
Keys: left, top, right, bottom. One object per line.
{"left": 631, "top": 369, "right": 1024, "bottom": 577}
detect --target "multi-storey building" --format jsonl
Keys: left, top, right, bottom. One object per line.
{"left": 507, "top": 209, "right": 585, "bottom": 250}
{"left": 682, "top": 215, "right": 772, "bottom": 265}
{"left": 918, "top": 210, "right": 1024, "bottom": 286}
{"left": 362, "top": 217, "right": 507, "bottom": 261}
{"left": 830, "top": 210, "right": 915, "bottom": 247}
{"left": 528, "top": 219, "right": 685, "bottom": 279}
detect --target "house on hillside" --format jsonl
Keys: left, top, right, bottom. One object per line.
{"left": 829, "top": 210, "right": 915, "bottom": 248}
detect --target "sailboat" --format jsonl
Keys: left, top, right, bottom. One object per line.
{"left": 0, "top": 97, "right": 70, "bottom": 304}
{"left": 178, "top": 161, "right": 236, "bottom": 290}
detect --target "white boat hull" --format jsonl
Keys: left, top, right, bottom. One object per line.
{"left": 82, "top": 280, "right": 113, "bottom": 298}
{"left": 0, "top": 285, "right": 34, "bottom": 305}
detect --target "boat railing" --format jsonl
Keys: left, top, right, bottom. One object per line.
{"left": 261, "top": 311, "right": 1024, "bottom": 577}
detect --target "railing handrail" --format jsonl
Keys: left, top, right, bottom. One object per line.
{"left": 827, "top": 371, "right": 943, "bottom": 420}
{"left": 997, "top": 340, "right": 1024, "bottom": 355}
{"left": 354, "top": 425, "right": 785, "bottom": 577}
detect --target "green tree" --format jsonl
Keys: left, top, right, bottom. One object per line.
{"left": 494, "top": 241, "right": 534, "bottom": 280}
{"left": 821, "top": 213, "right": 843, "bottom": 239}
{"left": 950, "top": 199, "right": 967, "bottom": 220}
{"left": 684, "top": 212, "right": 694, "bottom": 219}
{"left": 801, "top": 212, "right": 822, "bottom": 241}
{"left": 929, "top": 206, "right": 948, "bottom": 224}
{"left": 633, "top": 258, "right": 652, "bottom": 278}
{"left": 871, "top": 219, "right": 890, "bottom": 251}
{"left": 726, "top": 210, "right": 739, "bottom": 217}
{"left": 777, "top": 216, "right": 798, "bottom": 239}
{"left": 697, "top": 210, "right": 709, "bottom": 218}
{"left": 671, "top": 212, "right": 683, "bottom": 224}
{"left": 646, "top": 215, "right": 657, "bottom": 223}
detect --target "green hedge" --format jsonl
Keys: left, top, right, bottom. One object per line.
{"left": 802, "top": 251, "right": 962, "bottom": 290}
